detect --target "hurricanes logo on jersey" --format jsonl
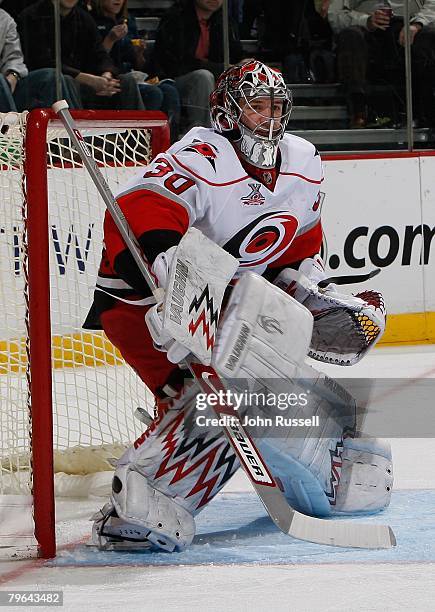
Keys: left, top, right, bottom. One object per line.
{"left": 223, "top": 211, "right": 299, "bottom": 268}
{"left": 180, "top": 140, "right": 218, "bottom": 170}
{"left": 241, "top": 183, "right": 265, "bottom": 206}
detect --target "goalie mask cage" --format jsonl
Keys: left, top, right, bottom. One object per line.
{"left": 0, "top": 109, "right": 170, "bottom": 559}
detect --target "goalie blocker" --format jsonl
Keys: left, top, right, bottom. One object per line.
{"left": 92, "top": 235, "right": 393, "bottom": 551}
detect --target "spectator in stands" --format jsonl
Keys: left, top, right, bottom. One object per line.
{"left": 1, "top": 1, "right": 34, "bottom": 21}
{"left": 149, "top": 0, "right": 243, "bottom": 131}
{"left": 229, "top": 0, "right": 244, "bottom": 30}
{"left": 0, "top": 3, "right": 73, "bottom": 112}
{"left": 328, "top": 0, "right": 435, "bottom": 128}
{"left": 17, "top": 0, "right": 144, "bottom": 111}
{"left": 240, "top": 0, "right": 262, "bottom": 39}
{"left": 261, "top": 0, "right": 333, "bottom": 83}
{"left": 90, "top": 0, "right": 180, "bottom": 139}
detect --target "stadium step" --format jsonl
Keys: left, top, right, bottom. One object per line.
{"left": 128, "top": 6, "right": 434, "bottom": 152}
{"left": 291, "top": 105, "right": 347, "bottom": 121}
{"left": 289, "top": 83, "right": 343, "bottom": 100}
{"left": 136, "top": 16, "right": 160, "bottom": 36}
{"left": 240, "top": 40, "right": 259, "bottom": 55}
{"left": 129, "top": 0, "right": 173, "bottom": 17}
{"left": 290, "top": 127, "right": 433, "bottom": 152}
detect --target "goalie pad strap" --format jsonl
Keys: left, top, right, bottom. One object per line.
{"left": 335, "top": 438, "right": 393, "bottom": 513}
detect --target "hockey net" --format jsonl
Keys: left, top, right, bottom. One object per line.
{"left": 0, "top": 109, "right": 170, "bottom": 557}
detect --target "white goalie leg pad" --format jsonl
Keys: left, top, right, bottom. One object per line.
{"left": 213, "top": 272, "right": 313, "bottom": 381}
{"left": 162, "top": 227, "right": 239, "bottom": 364}
{"left": 251, "top": 365, "right": 393, "bottom": 517}
{"left": 334, "top": 437, "right": 393, "bottom": 514}
{"left": 254, "top": 363, "right": 358, "bottom": 517}
{"left": 92, "top": 383, "right": 241, "bottom": 551}
{"left": 109, "top": 464, "right": 195, "bottom": 551}
{"left": 212, "top": 273, "right": 351, "bottom": 517}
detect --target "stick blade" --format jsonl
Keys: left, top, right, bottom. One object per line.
{"left": 254, "top": 484, "right": 396, "bottom": 549}
{"left": 288, "top": 512, "right": 396, "bottom": 549}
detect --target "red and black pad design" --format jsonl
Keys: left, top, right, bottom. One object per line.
{"left": 153, "top": 410, "right": 237, "bottom": 509}
{"left": 355, "top": 290, "right": 385, "bottom": 313}
{"left": 188, "top": 285, "right": 220, "bottom": 351}
{"left": 133, "top": 397, "right": 239, "bottom": 511}
{"left": 325, "top": 426, "right": 355, "bottom": 506}
{"left": 189, "top": 363, "right": 276, "bottom": 487}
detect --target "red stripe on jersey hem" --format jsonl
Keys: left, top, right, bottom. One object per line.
{"left": 171, "top": 154, "right": 249, "bottom": 186}
{"left": 269, "top": 221, "right": 323, "bottom": 267}
{"left": 280, "top": 172, "right": 324, "bottom": 184}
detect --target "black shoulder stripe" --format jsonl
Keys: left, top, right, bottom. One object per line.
{"left": 113, "top": 229, "right": 183, "bottom": 296}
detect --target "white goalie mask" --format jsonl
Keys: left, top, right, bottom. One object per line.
{"left": 210, "top": 61, "right": 292, "bottom": 169}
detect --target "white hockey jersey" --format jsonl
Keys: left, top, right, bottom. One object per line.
{"left": 90, "top": 127, "right": 324, "bottom": 322}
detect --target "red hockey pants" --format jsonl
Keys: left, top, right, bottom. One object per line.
{"left": 100, "top": 301, "right": 175, "bottom": 401}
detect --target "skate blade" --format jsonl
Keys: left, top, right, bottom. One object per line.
{"left": 86, "top": 538, "right": 154, "bottom": 552}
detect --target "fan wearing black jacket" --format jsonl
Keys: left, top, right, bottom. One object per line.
{"left": 148, "top": 0, "right": 244, "bottom": 131}
{"left": 17, "top": 0, "right": 143, "bottom": 110}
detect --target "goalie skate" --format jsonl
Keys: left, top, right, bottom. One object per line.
{"left": 90, "top": 503, "right": 154, "bottom": 552}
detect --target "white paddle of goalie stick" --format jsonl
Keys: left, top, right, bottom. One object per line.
{"left": 52, "top": 100, "right": 396, "bottom": 550}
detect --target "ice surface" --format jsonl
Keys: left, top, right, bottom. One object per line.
{"left": 1, "top": 345, "right": 435, "bottom": 612}
{"left": 53, "top": 489, "right": 435, "bottom": 567}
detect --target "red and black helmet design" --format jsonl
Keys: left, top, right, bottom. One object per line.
{"left": 210, "top": 60, "right": 292, "bottom": 136}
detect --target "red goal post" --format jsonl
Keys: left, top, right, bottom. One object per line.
{"left": 0, "top": 109, "right": 170, "bottom": 559}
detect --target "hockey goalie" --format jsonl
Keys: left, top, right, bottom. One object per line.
{"left": 84, "top": 60, "right": 393, "bottom": 551}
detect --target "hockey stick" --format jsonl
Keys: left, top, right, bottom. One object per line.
{"left": 52, "top": 101, "right": 396, "bottom": 550}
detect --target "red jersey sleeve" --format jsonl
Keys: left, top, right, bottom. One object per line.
{"left": 104, "top": 189, "right": 190, "bottom": 269}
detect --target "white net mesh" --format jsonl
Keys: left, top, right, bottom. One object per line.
{"left": 0, "top": 112, "right": 158, "bottom": 496}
